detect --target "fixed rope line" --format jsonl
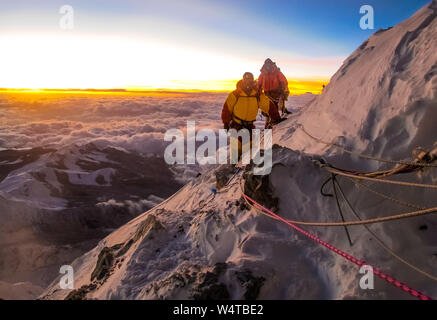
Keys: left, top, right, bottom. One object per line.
{"left": 299, "top": 125, "right": 437, "bottom": 168}
{"left": 242, "top": 182, "right": 437, "bottom": 227}
{"left": 348, "top": 178, "right": 426, "bottom": 210}
{"left": 245, "top": 194, "right": 437, "bottom": 226}
{"left": 239, "top": 179, "right": 433, "bottom": 300}
{"left": 325, "top": 166, "right": 437, "bottom": 189}
{"left": 333, "top": 177, "right": 437, "bottom": 282}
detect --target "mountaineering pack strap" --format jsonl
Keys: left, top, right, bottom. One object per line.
{"left": 230, "top": 90, "right": 240, "bottom": 115}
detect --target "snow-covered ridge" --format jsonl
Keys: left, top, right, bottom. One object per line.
{"left": 276, "top": 1, "right": 437, "bottom": 164}
{"left": 0, "top": 142, "right": 183, "bottom": 293}
{"left": 41, "top": 2, "right": 437, "bottom": 300}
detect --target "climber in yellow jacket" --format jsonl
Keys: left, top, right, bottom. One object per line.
{"left": 221, "top": 72, "right": 281, "bottom": 130}
{"left": 221, "top": 72, "right": 282, "bottom": 160}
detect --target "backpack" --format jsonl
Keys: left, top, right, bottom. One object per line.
{"left": 230, "top": 89, "right": 261, "bottom": 127}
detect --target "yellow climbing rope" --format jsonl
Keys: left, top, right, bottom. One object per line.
{"left": 347, "top": 178, "right": 426, "bottom": 210}
{"left": 332, "top": 177, "right": 437, "bottom": 282}
{"left": 240, "top": 179, "right": 437, "bottom": 282}
{"left": 238, "top": 124, "right": 437, "bottom": 283}
{"left": 239, "top": 179, "right": 437, "bottom": 226}
{"left": 325, "top": 167, "right": 437, "bottom": 189}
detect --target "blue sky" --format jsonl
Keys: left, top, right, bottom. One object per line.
{"left": 0, "top": 0, "right": 432, "bottom": 89}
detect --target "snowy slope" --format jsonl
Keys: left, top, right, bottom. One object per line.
{"left": 41, "top": 2, "right": 437, "bottom": 300}
{"left": 0, "top": 143, "right": 183, "bottom": 292}
{"left": 275, "top": 1, "right": 437, "bottom": 162}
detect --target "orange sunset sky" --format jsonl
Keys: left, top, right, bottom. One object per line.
{"left": 1, "top": 1, "right": 425, "bottom": 94}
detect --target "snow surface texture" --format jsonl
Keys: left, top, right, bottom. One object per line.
{"left": 42, "top": 2, "right": 437, "bottom": 300}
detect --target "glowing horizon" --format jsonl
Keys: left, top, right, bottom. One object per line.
{"left": 0, "top": 1, "right": 428, "bottom": 94}
{"left": 0, "top": 1, "right": 345, "bottom": 93}
{"left": 0, "top": 76, "right": 329, "bottom": 95}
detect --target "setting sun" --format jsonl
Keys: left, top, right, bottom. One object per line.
{"left": 0, "top": 33, "right": 251, "bottom": 89}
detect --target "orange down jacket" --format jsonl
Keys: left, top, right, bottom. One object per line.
{"left": 258, "top": 66, "right": 288, "bottom": 94}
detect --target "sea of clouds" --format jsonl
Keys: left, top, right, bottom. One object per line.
{"left": 0, "top": 92, "right": 227, "bottom": 155}
{"left": 0, "top": 91, "right": 315, "bottom": 162}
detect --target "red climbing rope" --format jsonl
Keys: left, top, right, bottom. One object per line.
{"left": 241, "top": 191, "right": 433, "bottom": 300}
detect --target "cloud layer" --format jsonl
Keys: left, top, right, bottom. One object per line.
{"left": 0, "top": 91, "right": 315, "bottom": 160}
{"left": 0, "top": 92, "right": 227, "bottom": 155}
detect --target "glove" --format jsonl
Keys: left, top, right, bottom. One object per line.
{"left": 223, "top": 122, "right": 230, "bottom": 130}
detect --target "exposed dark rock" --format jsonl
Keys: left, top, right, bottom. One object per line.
{"left": 0, "top": 147, "right": 55, "bottom": 183}
{"left": 79, "top": 215, "right": 164, "bottom": 293}
{"left": 359, "top": 40, "right": 369, "bottom": 50}
{"left": 65, "top": 283, "right": 97, "bottom": 300}
{"left": 238, "top": 199, "right": 250, "bottom": 211}
{"left": 132, "top": 214, "right": 164, "bottom": 242}
{"left": 191, "top": 263, "right": 229, "bottom": 300}
{"left": 116, "top": 239, "right": 134, "bottom": 257}
{"left": 91, "top": 247, "right": 114, "bottom": 281}
{"left": 243, "top": 163, "right": 278, "bottom": 211}
{"left": 424, "top": 62, "right": 437, "bottom": 82}
{"left": 142, "top": 267, "right": 198, "bottom": 297}
{"left": 374, "top": 27, "right": 392, "bottom": 35}
{"left": 236, "top": 270, "right": 265, "bottom": 300}
{"left": 215, "top": 164, "right": 238, "bottom": 190}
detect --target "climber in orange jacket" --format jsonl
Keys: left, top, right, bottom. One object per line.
{"left": 258, "top": 58, "right": 290, "bottom": 116}
{"left": 221, "top": 72, "right": 281, "bottom": 131}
